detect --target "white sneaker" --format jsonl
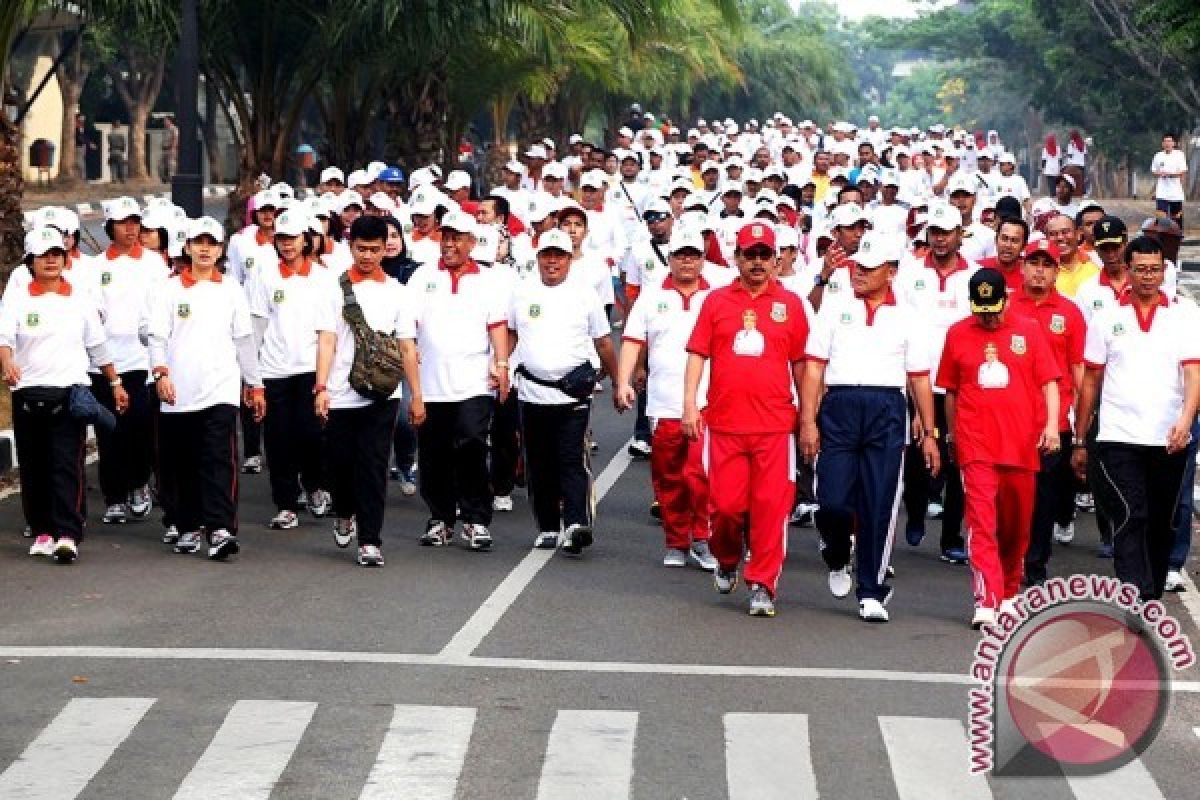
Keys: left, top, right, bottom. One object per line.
{"left": 1165, "top": 570, "right": 1186, "bottom": 592}
{"left": 971, "top": 607, "right": 997, "bottom": 630}
{"left": 29, "top": 534, "right": 55, "bottom": 557}
{"left": 270, "top": 510, "right": 299, "bottom": 530}
{"left": 859, "top": 598, "right": 889, "bottom": 623}
{"left": 307, "top": 489, "right": 331, "bottom": 518}
{"left": 688, "top": 540, "right": 718, "bottom": 571}
{"left": 332, "top": 517, "right": 356, "bottom": 548}
{"left": 161, "top": 525, "right": 179, "bottom": 544}
{"left": 998, "top": 597, "right": 1019, "bottom": 618}
{"left": 663, "top": 548, "right": 688, "bottom": 568}
{"left": 828, "top": 567, "right": 852, "bottom": 598}
{"left": 926, "top": 501, "right": 944, "bottom": 519}
{"left": 207, "top": 529, "right": 239, "bottom": 560}
{"left": 493, "top": 495, "right": 514, "bottom": 512}
{"left": 1053, "top": 522, "right": 1075, "bottom": 544}
{"left": 460, "top": 523, "right": 493, "bottom": 551}
{"left": 357, "top": 544, "right": 384, "bottom": 566}
{"left": 534, "top": 531, "right": 561, "bottom": 549}
{"left": 128, "top": 486, "right": 152, "bottom": 518}
{"left": 241, "top": 455, "right": 263, "bottom": 474}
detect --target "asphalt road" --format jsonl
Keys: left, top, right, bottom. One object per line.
{"left": 0, "top": 389, "right": 1197, "bottom": 800}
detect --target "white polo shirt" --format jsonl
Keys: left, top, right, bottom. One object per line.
{"left": 508, "top": 277, "right": 610, "bottom": 406}
{"left": 960, "top": 222, "right": 997, "bottom": 262}
{"left": 0, "top": 279, "right": 106, "bottom": 390}
{"left": 806, "top": 289, "right": 931, "bottom": 388}
{"left": 568, "top": 253, "right": 617, "bottom": 307}
{"left": 895, "top": 253, "right": 980, "bottom": 387}
{"left": 147, "top": 271, "right": 254, "bottom": 413}
{"left": 1075, "top": 267, "right": 1179, "bottom": 322}
{"left": 1084, "top": 293, "right": 1200, "bottom": 446}
{"left": 314, "top": 270, "right": 415, "bottom": 410}
{"left": 625, "top": 238, "right": 671, "bottom": 288}
{"left": 407, "top": 231, "right": 442, "bottom": 268}
{"left": 622, "top": 277, "right": 713, "bottom": 419}
{"left": 248, "top": 258, "right": 330, "bottom": 379}
{"left": 405, "top": 260, "right": 508, "bottom": 403}
{"left": 78, "top": 244, "right": 164, "bottom": 373}
{"left": 227, "top": 228, "right": 276, "bottom": 287}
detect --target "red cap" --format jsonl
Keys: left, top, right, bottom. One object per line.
{"left": 736, "top": 222, "right": 776, "bottom": 251}
{"left": 1023, "top": 240, "right": 1061, "bottom": 263}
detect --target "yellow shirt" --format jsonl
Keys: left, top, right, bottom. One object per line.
{"left": 812, "top": 174, "right": 832, "bottom": 203}
{"left": 1055, "top": 256, "right": 1100, "bottom": 297}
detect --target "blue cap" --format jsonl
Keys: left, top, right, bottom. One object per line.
{"left": 379, "top": 166, "right": 405, "bottom": 183}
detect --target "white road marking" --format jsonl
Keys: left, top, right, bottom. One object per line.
{"left": 724, "top": 713, "right": 818, "bottom": 799}
{"left": 0, "top": 697, "right": 155, "bottom": 800}
{"left": 3, "top": 645, "right": 1200, "bottom": 690}
{"left": 879, "top": 716, "right": 993, "bottom": 800}
{"left": 1064, "top": 757, "right": 1165, "bottom": 800}
{"left": 536, "top": 710, "right": 638, "bottom": 800}
{"left": 359, "top": 705, "right": 475, "bottom": 800}
{"left": 172, "top": 700, "right": 316, "bottom": 800}
{"left": 1175, "top": 568, "right": 1200, "bottom": 635}
{"left": 438, "top": 439, "right": 635, "bottom": 658}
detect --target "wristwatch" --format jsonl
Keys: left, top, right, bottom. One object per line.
{"left": 925, "top": 427, "right": 940, "bottom": 440}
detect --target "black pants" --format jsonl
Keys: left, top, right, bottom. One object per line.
{"left": 489, "top": 391, "right": 520, "bottom": 496}
{"left": 241, "top": 403, "right": 262, "bottom": 459}
{"left": 325, "top": 400, "right": 398, "bottom": 547}
{"left": 1024, "top": 432, "right": 1074, "bottom": 584}
{"left": 151, "top": 395, "right": 178, "bottom": 529}
{"left": 634, "top": 388, "right": 651, "bottom": 444}
{"left": 13, "top": 388, "right": 88, "bottom": 540}
{"left": 520, "top": 399, "right": 593, "bottom": 533}
{"left": 393, "top": 379, "right": 417, "bottom": 473}
{"left": 91, "top": 371, "right": 153, "bottom": 505}
{"left": 418, "top": 396, "right": 494, "bottom": 526}
{"left": 1093, "top": 443, "right": 1187, "bottom": 600}
{"left": 263, "top": 373, "right": 324, "bottom": 512}
{"left": 157, "top": 404, "right": 239, "bottom": 536}
{"left": 902, "top": 393, "right": 964, "bottom": 550}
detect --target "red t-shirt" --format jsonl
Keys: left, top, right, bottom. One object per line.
{"left": 936, "top": 315, "right": 1060, "bottom": 470}
{"left": 1008, "top": 289, "right": 1086, "bottom": 432}
{"left": 975, "top": 257, "right": 1023, "bottom": 293}
{"left": 686, "top": 279, "right": 809, "bottom": 434}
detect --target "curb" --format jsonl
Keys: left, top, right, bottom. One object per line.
{"left": 23, "top": 187, "right": 235, "bottom": 223}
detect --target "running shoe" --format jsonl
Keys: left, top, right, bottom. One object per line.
{"left": 22, "top": 525, "right": 33, "bottom": 538}
{"left": 828, "top": 567, "right": 852, "bottom": 598}
{"left": 270, "top": 510, "right": 299, "bottom": 530}
{"left": 174, "top": 531, "right": 202, "bottom": 554}
{"left": 971, "top": 607, "right": 996, "bottom": 630}
{"left": 28, "top": 534, "right": 55, "bottom": 557}
{"left": 307, "top": 489, "right": 331, "bottom": 518}
{"left": 492, "top": 495, "right": 514, "bottom": 512}
{"left": 1052, "top": 522, "right": 1075, "bottom": 544}
{"left": 358, "top": 544, "right": 385, "bottom": 566}
{"left": 207, "top": 529, "right": 239, "bottom": 560}
{"left": 748, "top": 584, "right": 776, "bottom": 617}
{"left": 904, "top": 523, "right": 925, "bottom": 547}
{"left": 713, "top": 565, "right": 739, "bottom": 594}
{"left": 859, "top": 598, "right": 889, "bottom": 623}
{"left": 1165, "top": 570, "right": 1186, "bottom": 592}
{"left": 926, "top": 501, "right": 944, "bottom": 519}
{"left": 332, "top": 517, "right": 356, "bottom": 549}
{"left": 53, "top": 536, "right": 78, "bottom": 563}
{"left": 627, "top": 439, "right": 652, "bottom": 460}
{"left": 1075, "top": 492, "right": 1095, "bottom": 512}
{"left": 561, "top": 523, "right": 593, "bottom": 556}
{"left": 161, "top": 525, "right": 180, "bottom": 544}
{"left": 663, "top": 548, "right": 688, "bottom": 568}
{"left": 128, "top": 486, "right": 152, "bottom": 518}
{"left": 103, "top": 504, "right": 128, "bottom": 524}
{"left": 419, "top": 519, "right": 452, "bottom": 547}
{"left": 940, "top": 547, "right": 968, "bottom": 565}
{"left": 241, "top": 455, "right": 263, "bottom": 474}
{"left": 397, "top": 467, "right": 418, "bottom": 497}
{"left": 689, "top": 540, "right": 717, "bottom": 571}
{"left": 461, "top": 523, "right": 493, "bottom": 551}
{"left": 534, "top": 531, "right": 561, "bottom": 549}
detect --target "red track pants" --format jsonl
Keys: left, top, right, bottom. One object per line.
{"left": 651, "top": 419, "right": 711, "bottom": 549}
{"left": 962, "top": 461, "right": 1036, "bottom": 610}
{"left": 704, "top": 430, "right": 795, "bottom": 597}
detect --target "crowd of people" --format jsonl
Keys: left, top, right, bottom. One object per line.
{"left": 4, "top": 112, "right": 1194, "bottom": 628}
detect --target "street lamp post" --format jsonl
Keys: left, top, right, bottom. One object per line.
{"left": 171, "top": 0, "right": 203, "bottom": 216}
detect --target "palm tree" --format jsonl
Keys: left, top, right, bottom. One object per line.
{"left": 1, "top": 0, "right": 43, "bottom": 275}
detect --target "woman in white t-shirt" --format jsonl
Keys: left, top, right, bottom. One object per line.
{"left": 0, "top": 228, "right": 128, "bottom": 563}
{"left": 1152, "top": 134, "right": 1189, "bottom": 229}
{"left": 148, "top": 217, "right": 265, "bottom": 561}
{"left": 1040, "top": 133, "right": 1061, "bottom": 195}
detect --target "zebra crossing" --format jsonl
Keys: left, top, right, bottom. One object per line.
{"left": 0, "top": 696, "right": 1173, "bottom": 799}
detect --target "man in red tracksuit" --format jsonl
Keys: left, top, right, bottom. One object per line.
{"left": 937, "top": 268, "right": 1060, "bottom": 630}
{"left": 684, "top": 222, "right": 809, "bottom": 618}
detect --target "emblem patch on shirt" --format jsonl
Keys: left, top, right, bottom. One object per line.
{"left": 1010, "top": 334, "right": 1026, "bottom": 355}
{"left": 645, "top": 260, "right": 655, "bottom": 272}
{"left": 101, "top": 271, "right": 112, "bottom": 286}
{"left": 177, "top": 303, "right": 191, "bottom": 319}
{"left": 25, "top": 312, "right": 39, "bottom": 327}
{"left": 1112, "top": 323, "right": 1125, "bottom": 336}
{"left": 828, "top": 279, "right": 841, "bottom": 292}
{"left": 426, "top": 282, "right": 438, "bottom": 293}
{"left": 656, "top": 301, "right": 669, "bottom": 313}
{"left": 914, "top": 279, "right": 926, "bottom": 290}
{"left": 528, "top": 303, "right": 541, "bottom": 319}
{"left": 771, "top": 302, "right": 787, "bottom": 323}
{"left": 839, "top": 312, "right": 852, "bottom": 324}
{"left": 246, "top": 257, "right": 255, "bottom": 269}
{"left": 1049, "top": 314, "right": 1065, "bottom": 334}
{"left": 1092, "top": 299, "right": 1103, "bottom": 310}
{"left": 273, "top": 289, "right": 285, "bottom": 303}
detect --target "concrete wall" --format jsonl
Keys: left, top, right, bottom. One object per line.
{"left": 20, "top": 55, "right": 64, "bottom": 184}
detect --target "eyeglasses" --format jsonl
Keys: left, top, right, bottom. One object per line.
{"left": 1131, "top": 267, "right": 1165, "bottom": 277}
{"left": 742, "top": 247, "right": 775, "bottom": 261}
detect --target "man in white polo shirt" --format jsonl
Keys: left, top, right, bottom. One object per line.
{"left": 406, "top": 211, "right": 510, "bottom": 551}
{"left": 314, "top": 216, "right": 424, "bottom": 567}
{"left": 1073, "top": 236, "right": 1200, "bottom": 601}
{"left": 616, "top": 227, "right": 718, "bottom": 571}
{"left": 82, "top": 196, "right": 163, "bottom": 525}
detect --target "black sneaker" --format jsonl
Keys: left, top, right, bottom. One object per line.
{"left": 207, "top": 529, "right": 239, "bottom": 560}
{"left": 561, "top": 523, "right": 592, "bottom": 556}
{"left": 419, "top": 520, "right": 452, "bottom": 547}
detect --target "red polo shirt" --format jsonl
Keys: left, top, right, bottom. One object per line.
{"left": 936, "top": 315, "right": 1059, "bottom": 470}
{"left": 976, "top": 256, "right": 1023, "bottom": 293}
{"left": 686, "top": 279, "right": 809, "bottom": 434}
{"left": 1008, "top": 288, "right": 1086, "bottom": 432}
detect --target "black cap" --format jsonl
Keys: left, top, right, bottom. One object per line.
{"left": 969, "top": 268, "right": 1007, "bottom": 313}
{"left": 1093, "top": 216, "right": 1127, "bottom": 246}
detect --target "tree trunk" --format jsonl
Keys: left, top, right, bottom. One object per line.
{"left": 0, "top": 115, "right": 26, "bottom": 283}
{"left": 201, "top": 81, "right": 222, "bottom": 184}
{"left": 53, "top": 32, "right": 89, "bottom": 185}
{"left": 109, "top": 45, "right": 167, "bottom": 185}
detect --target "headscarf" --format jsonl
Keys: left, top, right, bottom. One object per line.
{"left": 1069, "top": 129, "right": 1085, "bottom": 152}
{"left": 1044, "top": 134, "right": 1058, "bottom": 157}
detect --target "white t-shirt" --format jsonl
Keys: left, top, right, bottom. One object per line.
{"left": 622, "top": 280, "right": 712, "bottom": 418}
{"left": 583, "top": 207, "right": 630, "bottom": 277}
{"left": 569, "top": 253, "right": 616, "bottom": 307}
{"left": 248, "top": 259, "right": 330, "bottom": 379}
{"left": 227, "top": 229, "right": 275, "bottom": 287}
{"left": 625, "top": 238, "right": 672, "bottom": 288}
{"left": 806, "top": 292, "right": 930, "bottom": 389}
{"left": 78, "top": 245, "right": 164, "bottom": 373}
{"left": 1084, "top": 294, "right": 1200, "bottom": 446}
{"left": 960, "top": 222, "right": 997, "bottom": 262}
{"left": 895, "top": 255, "right": 980, "bottom": 388}
{"left": 1152, "top": 150, "right": 1188, "bottom": 203}
{"left": 314, "top": 271, "right": 415, "bottom": 409}
{"left": 0, "top": 280, "right": 106, "bottom": 389}
{"left": 508, "top": 277, "right": 610, "bottom": 405}
{"left": 405, "top": 262, "right": 508, "bottom": 402}
{"left": 994, "top": 174, "right": 1031, "bottom": 204}
{"left": 147, "top": 272, "right": 254, "bottom": 413}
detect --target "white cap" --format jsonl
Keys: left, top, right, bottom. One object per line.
{"left": 186, "top": 216, "right": 225, "bottom": 243}
{"left": 440, "top": 210, "right": 478, "bottom": 238}
{"left": 320, "top": 166, "right": 346, "bottom": 184}
{"left": 568, "top": 133, "right": 583, "bottom": 144}
{"left": 998, "top": 151, "right": 1017, "bottom": 165}
{"left": 542, "top": 162, "right": 567, "bottom": 180}
{"left": 880, "top": 169, "right": 901, "bottom": 187}
{"left": 252, "top": 189, "right": 282, "bottom": 211}
{"left": 32, "top": 206, "right": 80, "bottom": 234}
{"left": 946, "top": 174, "right": 977, "bottom": 195}
{"left": 271, "top": 182, "right": 296, "bottom": 200}
{"left": 721, "top": 181, "right": 744, "bottom": 196}
{"left": 407, "top": 188, "right": 444, "bottom": 216}
{"left": 580, "top": 169, "right": 608, "bottom": 189}
{"left": 141, "top": 204, "right": 177, "bottom": 232}
{"left": 667, "top": 227, "right": 704, "bottom": 254}
{"left": 830, "top": 203, "right": 871, "bottom": 229}
{"left": 927, "top": 202, "right": 963, "bottom": 230}
{"left": 536, "top": 229, "right": 573, "bottom": 254}
{"left": 641, "top": 196, "right": 671, "bottom": 218}
{"left": 743, "top": 168, "right": 764, "bottom": 184}
{"left": 526, "top": 195, "right": 556, "bottom": 223}
{"left": 335, "top": 190, "right": 365, "bottom": 213}
{"left": 524, "top": 144, "right": 549, "bottom": 160}
{"left": 444, "top": 170, "right": 472, "bottom": 191}
{"left": 618, "top": 126, "right": 634, "bottom": 139}
{"left": 274, "top": 209, "right": 310, "bottom": 237}
{"left": 347, "top": 169, "right": 372, "bottom": 188}
{"left": 409, "top": 167, "right": 436, "bottom": 187}
{"left": 682, "top": 193, "right": 709, "bottom": 211}
{"left": 470, "top": 223, "right": 500, "bottom": 263}
{"left": 366, "top": 161, "right": 387, "bottom": 180}
{"left": 700, "top": 159, "right": 720, "bottom": 174}
{"left": 167, "top": 226, "right": 188, "bottom": 259}
{"left": 368, "top": 192, "right": 399, "bottom": 215}
{"left": 104, "top": 196, "right": 142, "bottom": 221}
{"left": 853, "top": 231, "right": 904, "bottom": 268}
{"left": 503, "top": 160, "right": 527, "bottom": 176}
{"left": 25, "top": 226, "right": 66, "bottom": 256}
{"left": 775, "top": 225, "right": 799, "bottom": 250}
{"left": 304, "top": 196, "right": 330, "bottom": 219}
{"left": 724, "top": 122, "right": 738, "bottom": 135}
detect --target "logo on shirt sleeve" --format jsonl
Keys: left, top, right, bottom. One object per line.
{"left": 1010, "top": 334, "right": 1026, "bottom": 355}
{"left": 914, "top": 279, "right": 926, "bottom": 290}
{"left": 839, "top": 311, "right": 853, "bottom": 324}
{"left": 245, "top": 257, "right": 255, "bottom": 269}
{"left": 528, "top": 303, "right": 541, "bottom": 319}
{"left": 25, "top": 312, "right": 39, "bottom": 327}
{"left": 656, "top": 301, "right": 669, "bottom": 313}
{"left": 771, "top": 302, "right": 788, "bottom": 323}
{"left": 177, "top": 303, "right": 191, "bottom": 319}
{"left": 425, "top": 281, "right": 438, "bottom": 293}
{"left": 273, "top": 289, "right": 285, "bottom": 304}
{"left": 1112, "top": 322, "right": 1125, "bottom": 336}
{"left": 101, "top": 271, "right": 112, "bottom": 286}
{"left": 1049, "top": 314, "right": 1065, "bottom": 334}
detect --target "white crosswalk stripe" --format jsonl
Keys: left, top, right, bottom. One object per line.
{"left": 0, "top": 697, "right": 155, "bottom": 800}
{"left": 0, "top": 698, "right": 1177, "bottom": 798}
{"left": 359, "top": 704, "right": 476, "bottom": 800}
{"left": 172, "top": 700, "right": 316, "bottom": 800}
